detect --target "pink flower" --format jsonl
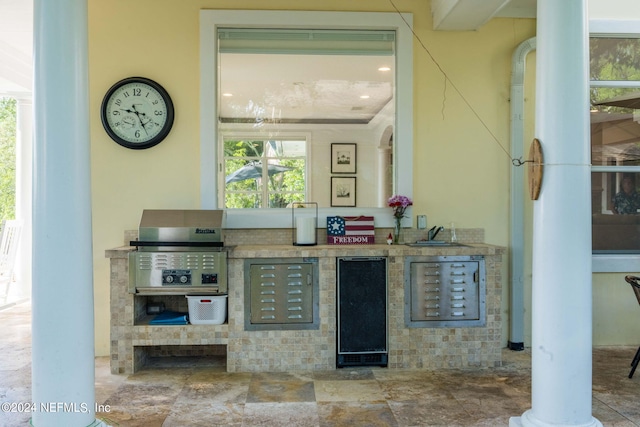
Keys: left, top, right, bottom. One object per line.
{"left": 388, "top": 195, "right": 412, "bottom": 219}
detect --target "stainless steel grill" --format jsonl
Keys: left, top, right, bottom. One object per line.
{"left": 128, "top": 210, "right": 228, "bottom": 295}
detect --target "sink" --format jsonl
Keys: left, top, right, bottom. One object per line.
{"left": 406, "top": 240, "right": 466, "bottom": 247}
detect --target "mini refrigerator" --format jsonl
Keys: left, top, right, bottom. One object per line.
{"left": 336, "top": 257, "right": 388, "bottom": 367}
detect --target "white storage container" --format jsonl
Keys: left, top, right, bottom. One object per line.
{"left": 186, "top": 295, "right": 227, "bottom": 325}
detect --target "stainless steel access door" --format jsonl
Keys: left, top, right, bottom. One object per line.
{"left": 249, "top": 262, "right": 314, "bottom": 324}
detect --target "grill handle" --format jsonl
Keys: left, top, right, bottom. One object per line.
{"left": 130, "top": 241, "right": 224, "bottom": 248}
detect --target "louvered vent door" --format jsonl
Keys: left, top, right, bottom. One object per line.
{"left": 249, "top": 263, "right": 313, "bottom": 324}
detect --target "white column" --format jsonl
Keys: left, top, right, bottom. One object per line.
{"left": 510, "top": 1, "right": 601, "bottom": 426}
{"left": 377, "top": 146, "right": 391, "bottom": 207}
{"left": 31, "top": 1, "right": 99, "bottom": 426}
{"left": 15, "top": 95, "right": 32, "bottom": 300}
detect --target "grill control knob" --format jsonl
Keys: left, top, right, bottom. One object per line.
{"left": 165, "top": 275, "right": 174, "bottom": 283}
{"left": 179, "top": 275, "right": 189, "bottom": 283}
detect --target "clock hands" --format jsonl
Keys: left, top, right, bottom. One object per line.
{"left": 122, "top": 104, "right": 150, "bottom": 136}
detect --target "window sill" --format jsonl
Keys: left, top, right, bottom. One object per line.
{"left": 223, "top": 207, "right": 409, "bottom": 229}
{"left": 593, "top": 253, "right": 640, "bottom": 273}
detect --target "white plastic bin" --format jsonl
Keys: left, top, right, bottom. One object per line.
{"left": 186, "top": 295, "right": 227, "bottom": 325}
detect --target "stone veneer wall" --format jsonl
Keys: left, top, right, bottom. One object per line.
{"left": 109, "top": 228, "right": 503, "bottom": 374}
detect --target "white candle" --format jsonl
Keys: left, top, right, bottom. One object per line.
{"left": 296, "top": 217, "right": 316, "bottom": 244}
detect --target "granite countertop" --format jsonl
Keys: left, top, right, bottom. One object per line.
{"left": 227, "top": 243, "right": 503, "bottom": 258}
{"left": 106, "top": 243, "right": 504, "bottom": 259}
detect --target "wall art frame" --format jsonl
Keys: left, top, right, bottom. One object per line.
{"left": 331, "top": 176, "right": 357, "bottom": 207}
{"left": 331, "top": 143, "right": 357, "bottom": 174}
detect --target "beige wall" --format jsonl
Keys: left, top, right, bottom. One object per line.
{"left": 88, "top": 0, "right": 639, "bottom": 356}
{"left": 88, "top": 0, "right": 535, "bottom": 356}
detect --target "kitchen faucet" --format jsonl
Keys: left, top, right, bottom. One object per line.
{"left": 428, "top": 225, "right": 444, "bottom": 241}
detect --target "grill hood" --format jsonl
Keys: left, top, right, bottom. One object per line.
{"left": 132, "top": 209, "right": 225, "bottom": 251}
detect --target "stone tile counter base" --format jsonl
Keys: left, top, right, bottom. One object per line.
{"left": 108, "top": 228, "right": 503, "bottom": 374}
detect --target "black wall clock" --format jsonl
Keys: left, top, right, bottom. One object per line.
{"left": 101, "top": 77, "right": 175, "bottom": 149}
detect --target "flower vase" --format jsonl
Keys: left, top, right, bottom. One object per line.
{"left": 393, "top": 218, "right": 402, "bottom": 244}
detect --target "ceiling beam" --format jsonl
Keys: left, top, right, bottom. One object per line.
{"left": 432, "top": 0, "right": 513, "bottom": 31}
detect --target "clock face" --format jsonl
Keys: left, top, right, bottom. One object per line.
{"left": 101, "top": 77, "right": 174, "bottom": 149}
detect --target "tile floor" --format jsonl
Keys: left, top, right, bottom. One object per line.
{"left": 1, "top": 301, "right": 639, "bottom": 427}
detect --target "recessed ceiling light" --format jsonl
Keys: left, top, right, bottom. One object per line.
{"left": 360, "top": 95, "right": 370, "bottom": 99}
{"left": 378, "top": 66, "right": 391, "bottom": 72}
{"left": 222, "top": 93, "right": 233, "bottom": 97}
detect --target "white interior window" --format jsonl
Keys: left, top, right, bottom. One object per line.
{"left": 200, "top": 10, "right": 413, "bottom": 228}
{"left": 222, "top": 137, "right": 308, "bottom": 208}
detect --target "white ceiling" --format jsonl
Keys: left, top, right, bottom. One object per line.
{"left": 0, "top": 0, "right": 536, "bottom": 119}
{"left": 0, "top": 0, "right": 32, "bottom": 95}
{"left": 219, "top": 53, "right": 395, "bottom": 124}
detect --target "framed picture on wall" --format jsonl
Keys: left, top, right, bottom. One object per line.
{"left": 331, "top": 143, "right": 357, "bottom": 174}
{"left": 331, "top": 177, "right": 356, "bottom": 207}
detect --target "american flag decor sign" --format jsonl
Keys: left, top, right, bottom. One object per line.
{"left": 326, "top": 216, "right": 375, "bottom": 244}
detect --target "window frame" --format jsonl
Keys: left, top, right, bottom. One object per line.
{"left": 199, "top": 10, "right": 413, "bottom": 229}
{"left": 590, "top": 19, "right": 640, "bottom": 272}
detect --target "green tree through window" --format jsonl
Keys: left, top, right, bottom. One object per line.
{"left": 0, "top": 97, "right": 16, "bottom": 220}
{"left": 223, "top": 139, "right": 306, "bottom": 208}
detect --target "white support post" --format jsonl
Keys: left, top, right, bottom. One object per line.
{"left": 31, "top": 1, "right": 103, "bottom": 426}
{"left": 510, "top": 1, "right": 601, "bottom": 426}
{"left": 15, "top": 96, "right": 32, "bottom": 300}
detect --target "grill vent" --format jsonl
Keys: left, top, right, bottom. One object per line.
{"left": 338, "top": 353, "right": 388, "bottom": 367}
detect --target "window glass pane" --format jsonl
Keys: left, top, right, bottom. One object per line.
{"left": 590, "top": 87, "right": 640, "bottom": 166}
{"left": 223, "top": 138, "right": 306, "bottom": 208}
{"left": 592, "top": 172, "right": 640, "bottom": 253}
{"left": 590, "top": 38, "right": 640, "bottom": 81}
{"left": 590, "top": 36, "right": 640, "bottom": 254}
{"left": 217, "top": 26, "right": 395, "bottom": 209}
